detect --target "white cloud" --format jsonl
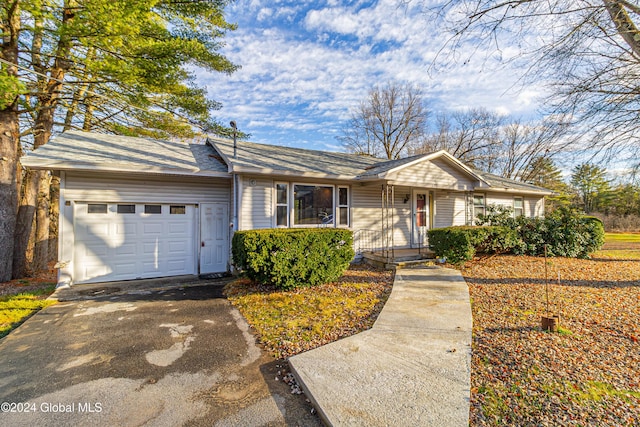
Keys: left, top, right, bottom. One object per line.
{"left": 199, "top": 0, "right": 551, "bottom": 146}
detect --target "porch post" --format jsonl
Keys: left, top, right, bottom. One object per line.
{"left": 391, "top": 185, "right": 395, "bottom": 260}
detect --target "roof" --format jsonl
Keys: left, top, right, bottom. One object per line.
{"left": 22, "top": 131, "right": 552, "bottom": 195}
{"left": 475, "top": 171, "right": 553, "bottom": 194}
{"left": 21, "top": 131, "right": 229, "bottom": 177}
{"left": 208, "top": 136, "right": 384, "bottom": 178}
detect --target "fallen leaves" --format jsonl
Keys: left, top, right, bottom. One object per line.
{"left": 225, "top": 265, "right": 393, "bottom": 359}
{"left": 462, "top": 255, "right": 640, "bottom": 426}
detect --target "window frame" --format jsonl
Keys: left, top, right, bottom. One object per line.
{"left": 274, "top": 182, "right": 289, "bottom": 227}
{"left": 473, "top": 193, "right": 485, "bottom": 224}
{"left": 292, "top": 183, "right": 335, "bottom": 227}
{"left": 87, "top": 203, "right": 108, "bottom": 214}
{"left": 513, "top": 196, "right": 524, "bottom": 218}
{"left": 336, "top": 186, "right": 350, "bottom": 227}
{"left": 117, "top": 204, "right": 136, "bottom": 214}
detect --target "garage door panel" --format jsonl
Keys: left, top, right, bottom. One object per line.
{"left": 143, "top": 222, "right": 164, "bottom": 234}
{"left": 114, "top": 242, "right": 137, "bottom": 256}
{"left": 74, "top": 203, "right": 195, "bottom": 284}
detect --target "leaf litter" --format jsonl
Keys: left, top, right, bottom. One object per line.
{"left": 461, "top": 255, "right": 640, "bottom": 426}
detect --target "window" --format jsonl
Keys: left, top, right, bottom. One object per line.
{"left": 170, "top": 205, "right": 186, "bottom": 214}
{"left": 293, "top": 184, "right": 334, "bottom": 226}
{"left": 473, "top": 194, "right": 485, "bottom": 223}
{"left": 275, "top": 183, "right": 289, "bottom": 227}
{"left": 337, "top": 187, "right": 349, "bottom": 227}
{"left": 88, "top": 204, "right": 107, "bottom": 214}
{"left": 117, "top": 204, "right": 135, "bottom": 214}
{"left": 514, "top": 197, "right": 524, "bottom": 217}
{"left": 145, "top": 205, "right": 162, "bottom": 214}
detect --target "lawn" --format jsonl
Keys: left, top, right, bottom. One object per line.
{"left": 462, "top": 254, "right": 640, "bottom": 426}
{"left": 0, "top": 269, "right": 57, "bottom": 338}
{"left": 227, "top": 232, "right": 640, "bottom": 426}
{"left": 595, "top": 232, "right": 640, "bottom": 259}
{"left": 225, "top": 264, "right": 393, "bottom": 359}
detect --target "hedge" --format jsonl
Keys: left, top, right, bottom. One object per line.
{"left": 427, "top": 226, "right": 519, "bottom": 265}
{"left": 428, "top": 206, "right": 606, "bottom": 264}
{"left": 232, "top": 228, "right": 354, "bottom": 290}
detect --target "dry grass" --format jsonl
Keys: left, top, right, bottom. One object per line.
{"left": 462, "top": 254, "right": 640, "bottom": 426}
{"left": 224, "top": 264, "right": 393, "bottom": 359}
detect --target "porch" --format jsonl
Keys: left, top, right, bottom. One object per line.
{"left": 354, "top": 228, "right": 436, "bottom": 270}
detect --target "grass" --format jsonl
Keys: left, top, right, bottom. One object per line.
{"left": 0, "top": 285, "right": 57, "bottom": 338}
{"left": 594, "top": 232, "right": 640, "bottom": 260}
{"left": 225, "top": 265, "right": 393, "bottom": 359}
{"left": 604, "top": 232, "right": 640, "bottom": 243}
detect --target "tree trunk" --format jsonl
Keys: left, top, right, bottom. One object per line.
{"left": 0, "top": 0, "right": 21, "bottom": 282}
{"left": 12, "top": 170, "right": 37, "bottom": 278}
{"left": 0, "top": 108, "right": 19, "bottom": 282}
{"left": 33, "top": 170, "right": 51, "bottom": 272}
{"left": 14, "top": 1, "right": 75, "bottom": 275}
{"left": 49, "top": 175, "right": 60, "bottom": 262}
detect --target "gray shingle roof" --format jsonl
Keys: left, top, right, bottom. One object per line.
{"left": 22, "top": 131, "right": 551, "bottom": 194}
{"left": 21, "top": 131, "right": 228, "bottom": 176}
{"left": 475, "top": 171, "right": 552, "bottom": 194}
{"left": 208, "top": 137, "right": 385, "bottom": 177}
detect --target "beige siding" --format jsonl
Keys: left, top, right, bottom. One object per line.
{"left": 433, "top": 191, "right": 467, "bottom": 227}
{"left": 526, "top": 197, "right": 545, "bottom": 217}
{"left": 486, "top": 193, "right": 514, "bottom": 210}
{"left": 386, "top": 158, "right": 475, "bottom": 190}
{"left": 239, "top": 175, "right": 273, "bottom": 230}
{"left": 64, "top": 172, "right": 230, "bottom": 204}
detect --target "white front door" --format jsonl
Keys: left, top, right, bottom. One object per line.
{"left": 412, "top": 191, "right": 429, "bottom": 248}
{"left": 200, "top": 203, "right": 229, "bottom": 274}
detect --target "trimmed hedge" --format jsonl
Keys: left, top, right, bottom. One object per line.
{"left": 428, "top": 206, "right": 606, "bottom": 264}
{"left": 428, "top": 226, "right": 519, "bottom": 265}
{"left": 232, "top": 228, "right": 354, "bottom": 290}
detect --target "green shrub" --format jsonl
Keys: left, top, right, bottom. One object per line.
{"left": 428, "top": 227, "right": 476, "bottom": 265}
{"left": 428, "top": 226, "right": 519, "bottom": 265}
{"left": 427, "top": 207, "right": 605, "bottom": 263}
{"left": 232, "top": 228, "right": 355, "bottom": 290}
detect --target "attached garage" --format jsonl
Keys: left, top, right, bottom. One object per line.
{"left": 21, "top": 131, "right": 233, "bottom": 286}
{"left": 58, "top": 172, "right": 232, "bottom": 285}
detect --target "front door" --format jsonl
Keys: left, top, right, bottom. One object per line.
{"left": 412, "top": 191, "right": 429, "bottom": 248}
{"left": 200, "top": 203, "right": 229, "bottom": 274}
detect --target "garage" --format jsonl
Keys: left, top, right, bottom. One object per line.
{"left": 73, "top": 202, "right": 197, "bottom": 284}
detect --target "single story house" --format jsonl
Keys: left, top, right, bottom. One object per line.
{"left": 22, "top": 131, "right": 552, "bottom": 286}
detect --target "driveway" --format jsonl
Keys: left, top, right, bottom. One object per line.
{"left": 0, "top": 279, "right": 321, "bottom": 427}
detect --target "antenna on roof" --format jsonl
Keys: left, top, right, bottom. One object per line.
{"left": 230, "top": 121, "right": 237, "bottom": 159}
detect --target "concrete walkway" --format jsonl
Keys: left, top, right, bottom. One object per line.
{"left": 288, "top": 267, "right": 472, "bottom": 426}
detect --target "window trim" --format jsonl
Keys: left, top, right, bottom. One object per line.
{"left": 117, "top": 204, "right": 136, "bottom": 214}
{"left": 473, "top": 193, "right": 485, "bottom": 224}
{"left": 274, "top": 182, "right": 289, "bottom": 227}
{"left": 336, "top": 186, "right": 350, "bottom": 227}
{"left": 87, "top": 203, "right": 108, "bottom": 214}
{"left": 513, "top": 196, "right": 524, "bottom": 218}
{"left": 292, "top": 182, "right": 335, "bottom": 227}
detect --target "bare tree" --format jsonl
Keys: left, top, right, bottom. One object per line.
{"left": 339, "top": 82, "right": 429, "bottom": 159}
{"left": 429, "top": 0, "right": 640, "bottom": 162}
{"left": 410, "top": 107, "right": 504, "bottom": 170}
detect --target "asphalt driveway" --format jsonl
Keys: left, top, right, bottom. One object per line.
{"left": 0, "top": 279, "right": 321, "bottom": 427}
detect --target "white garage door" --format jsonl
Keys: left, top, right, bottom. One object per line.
{"left": 74, "top": 203, "right": 196, "bottom": 284}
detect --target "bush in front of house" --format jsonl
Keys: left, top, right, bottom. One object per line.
{"left": 430, "top": 205, "right": 606, "bottom": 263}
{"left": 427, "top": 226, "right": 519, "bottom": 265}
{"left": 232, "top": 228, "right": 355, "bottom": 290}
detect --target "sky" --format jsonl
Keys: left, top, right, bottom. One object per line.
{"left": 199, "top": 0, "right": 548, "bottom": 153}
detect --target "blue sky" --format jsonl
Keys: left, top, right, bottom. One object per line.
{"left": 200, "top": 0, "right": 548, "bottom": 152}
